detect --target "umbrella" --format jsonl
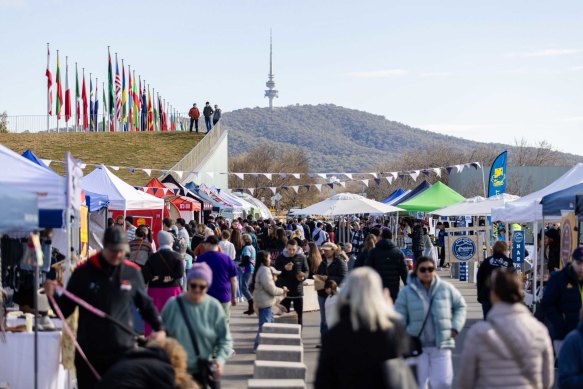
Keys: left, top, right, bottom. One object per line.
{"left": 299, "top": 193, "right": 403, "bottom": 216}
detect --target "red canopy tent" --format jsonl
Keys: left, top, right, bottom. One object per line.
{"left": 144, "top": 178, "right": 201, "bottom": 223}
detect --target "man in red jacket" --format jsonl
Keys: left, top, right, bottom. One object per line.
{"left": 188, "top": 103, "right": 200, "bottom": 133}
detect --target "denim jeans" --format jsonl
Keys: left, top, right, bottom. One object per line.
{"left": 241, "top": 271, "right": 253, "bottom": 301}
{"left": 254, "top": 307, "right": 274, "bottom": 350}
{"left": 318, "top": 295, "right": 328, "bottom": 334}
{"left": 205, "top": 116, "right": 212, "bottom": 131}
{"left": 481, "top": 300, "right": 492, "bottom": 319}
{"left": 236, "top": 267, "right": 243, "bottom": 299}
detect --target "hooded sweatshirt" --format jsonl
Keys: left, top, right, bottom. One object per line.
{"left": 274, "top": 250, "right": 309, "bottom": 298}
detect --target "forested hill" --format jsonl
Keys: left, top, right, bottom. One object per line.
{"left": 222, "top": 104, "right": 582, "bottom": 171}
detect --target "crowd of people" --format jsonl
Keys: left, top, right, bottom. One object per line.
{"left": 187, "top": 102, "right": 221, "bottom": 133}
{"left": 39, "top": 212, "right": 583, "bottom": 388}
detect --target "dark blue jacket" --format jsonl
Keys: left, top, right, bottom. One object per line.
{"left": 558, "top": 322, "right": 583, "bottom": 389}
{"left": 540, "top": 264, "right": 583, "bottom": 340}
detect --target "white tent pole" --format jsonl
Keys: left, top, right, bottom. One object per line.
{"left": 540, "top": 217, "right": 546, "bottom": 303}
{"left": 532, "top": 220, "right": 538, "bottom": 311}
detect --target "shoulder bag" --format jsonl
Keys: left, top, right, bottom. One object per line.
{"left": 176, "top": 297, "right": 218, "bottom": 389}
{"left": 407, "top": 292, "right": 435, "bottom": 357}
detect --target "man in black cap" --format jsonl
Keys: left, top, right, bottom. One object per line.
{"left": 44, "top": 227, "right": 165, "bottom": 389}
{"left": 541, "top": 246, "right": 583, "bottom": 357}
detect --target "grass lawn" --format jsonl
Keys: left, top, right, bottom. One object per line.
{"left": 0, "top": 132, "right": 203, "bottom": 186}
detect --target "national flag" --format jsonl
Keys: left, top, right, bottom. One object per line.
{"left": 55, "top": 52, "right": 63, "bottom": 119}
{"left": 128, "top": 70, "right": 133, "bottom": 131}
{"left": 147, "top": 88, "right": 153, "bottom": 131}
{"left": 133, "top": 72, "right": 139, "bottom": 129}
{"left": 75, "top": 65, "right": 80, "bottom": 126}
{"left": 141, "top": 82, "right": 147, "bottom": 131}
{"left": 46, "top": 45, "right": 53, "bottom": 115}
{"left": 171, "top": 110, "right": 176, "bottom": 131}
{"left": 82, "top": 72, "right": 88, "bottom": 130}
{"left": 122, "top": 63, "right": 127, "bottom": 126}
{"left": 90, "top": 77, "right": 94, "bottom": 130}
{"left": 108, "top": 49, "right": 114, "bottom": 116}
{"left": 153, "top": 94, "right": 158, "bottom": 131}
{"left": 94, "top": 81, "right": 99, "bottom": 131}
{"left": 115, "top": 56, "right": 122, "bottom": 121}
{"left": 102, "top": 84, "right": 107, "bottom": 132}
{"left": 64, "top": 59, "right": 71, "bottom": 122}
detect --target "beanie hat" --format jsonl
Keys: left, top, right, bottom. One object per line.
{"left": 572, "top": 246, "right": 583, "bottom": 262}
{"left": 187, "top": 262, "right": 213, "bottom": 287}
{"left": 158, "top": 230, "right": 174, "bottom": 248}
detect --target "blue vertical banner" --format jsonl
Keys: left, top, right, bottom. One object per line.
{"left": 488, "top": 151, "right": 508, "bottom": 197}
{"left": 512, "top": 230, "right": 525, "bottom": 271}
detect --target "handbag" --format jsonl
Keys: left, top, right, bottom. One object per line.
{"left": 408, "top": 293, "right": 435, "bottom": 357}
{"left": 382, "top": 358, "right": 417, "bottom": 389}
{"left": 177, "top": 297, "right": 218, "bottom": 389}
{"left": 313, "top": 275, "right": 326, "bottom": 291}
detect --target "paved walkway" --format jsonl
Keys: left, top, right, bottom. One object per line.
{"left": 221, "top": 270, "right": 482, "bottom": 388}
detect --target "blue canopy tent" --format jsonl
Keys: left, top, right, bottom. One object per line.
{"left": 541, "top": 183, "right": 583, "bottom": 218}
{"left": 85, "top": 191, "right": 110, "bottom": 213}
{"left": 382, "top": 188, "right": 405, "bottom": 204}
{"left": 21, "top": 149, "right": 52, "bottom": 170}
{"left": 577, "top": 195, "right": 583, "bottom": 220}
{"left": 393, "top": 181, "right": 431, "bottom": 206}
{"left": 0, "top": 184, "right": 39, "bottom": 233}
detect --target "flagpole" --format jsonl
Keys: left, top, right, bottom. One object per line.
{"left": 95, "top": 77, "right": 99, "bottom": 132}
{"left": 65, "top": 56, "right": 68, "bottom": 132}
{"left": 89, "top": 72, "right": 92, "bottom": 132}
{"left": 56, "top": 50, "right": 60, "bottom": 133}
{"left": 128, "top": 64, "right": 131, "bottom": 132}
{"left": 46, "top": 43, "right": 50, "bottom": 134}
{"left": 121, "top": 58, "right": 125, "bottom": 132}
{"left": 74, "top": 62, "right": 77, "bottom": 132}
{"left": 102, "top": 81, "right": 106, "bottom": 132}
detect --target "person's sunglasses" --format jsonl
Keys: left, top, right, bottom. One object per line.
{"left": 418, "top": 266, "right": 435, "bottom": 273}
{"left": 189, "top": 283, "right": 207, "bottom": 291}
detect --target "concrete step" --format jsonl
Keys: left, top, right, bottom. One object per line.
{"left": 248, "top": 379, "right": 306, "bottom": 389}
{"left": 262, "top": 323, "right": 302, "bottom": 335}
{"left": 256, "top": 345, "right": 303, "bottom": 362}
{"left": 274, "top": 313, "right": 299, "bottom": 324}
{"left": 259, "top": 333, "right": 302, "bottom": 346}
{"left": 254, "top": 360, "right": 307, "bottom": 380}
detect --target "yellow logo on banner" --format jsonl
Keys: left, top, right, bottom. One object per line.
{"left": 491, "top": 167, "right": 506, "bottom": 188}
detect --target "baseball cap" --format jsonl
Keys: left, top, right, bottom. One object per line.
{"left": 204, "top": 235, "right": 219, "bottom": 245}
{"left": 321, "top": 242, "right": 338, "bottom": 251}
{"left": 572, "top": 247, "right": 583, "bottom": 262}
{"left": 103, "top": 227, "right": 129, "bottom": 252}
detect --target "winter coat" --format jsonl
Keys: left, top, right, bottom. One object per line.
{"left": 203, "top": 105, "right": 213, "bottom": 117}
{"left": 274, "top": 252, "right": 309, "bottom": 298}
{"left": 188, "top": 107, "right": 200, "bottom": 120}
{"left": 142, "top": 249, "right": 184, "bottom": 288}
{"left": 458, "top": 303, "right": 554, "bottom": 389}
{"left": 476, "top": 253, "right": 514, "bottom": 304}
{"left": 353, "top": 248, "right": 371, "bottom": 269}
{"left": 395, "top": 274, "right": 466, "bottom": 349}
{"left": 365, "top": 239, "right": 408, "bottom": 301}
{"left": 254, "top": 265, "right": 286, "bottom": 309}
{"left": 316, "top": 256, "right": 348, "bottom": 297}
{"left": 558, "top": 322, "right": 583, "bottom": 389}
{"left": 95, "top": 346, "right": 175, "bottom": 389}
{"left": 411, "top": 224, "right": 424, "bottom": 253}
{"left": 540, "top": 263, "right": 583, "bottom": 340}
{"left": 315, "top": 306, "right": 410, "bottom": 389}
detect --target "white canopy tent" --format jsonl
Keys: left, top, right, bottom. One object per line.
{"left": 299, "top": 193, "right": 403, "bottom": 216}
{"left": 232, "top": 192, "right": 274, "bottom": 220}
{"left": 433, "top": 193, "right": 519, "bottom": 216}
{"left": 82, "top": 165, "right": 164, "bottom": 211}
{"left": 491, "top": 163, "right": 583, "bottom": 223}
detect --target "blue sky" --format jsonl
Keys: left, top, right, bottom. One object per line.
{"left": 1, "top": 0, "right": 582, "bottom": 155}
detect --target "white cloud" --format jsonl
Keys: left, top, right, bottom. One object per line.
{"left": 344, "top": 69, "right": 408, "bottom": 78}
{"left": 420, "top": 72, "right": 451, "bottom": 78}
{"left": 516, "top": 48, "right": 583, "bottom": 57}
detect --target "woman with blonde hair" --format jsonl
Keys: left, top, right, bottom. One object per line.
{"left": 315, "top": 267, "right": 411, "bottom": 389}
{"left": 307, "top": 242, "right": 322, "bottom": 278}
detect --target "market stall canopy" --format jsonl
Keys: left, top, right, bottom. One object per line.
{"left": 21, "top": 149, "right": 52, "bottom": 170}
{"left": 398, "top": 182, "right": 465, "bottom": 212}
{"left": 0, "top": 184, "right": 39, "bottom": 233}
{"left": 385, "top": 189, "right": 412, "bottom": 206}
{"left": 299, "top": 193, "right": 403, "bottom": 216}
{"left": 211, "top": 186, "right": 255, "bottom": 212}
{"left": 0, "top": 144, "right": 66, "bottom": 227}
{"left": 84, "top": 191, "right": 110, "bottom": 213}
{"left": 392, "top": 181, "right": 431, "bottom": 206}
{"left": 492, "top": 163, "right": 583, "bottom": 223}
{"left": 433, "top": 193, "right": 519, "bottom": 216}
{"left": 161, "top": 174, "right": 212, "bottom": 211}
{"left": 82, "top": 165, "right": 164, "bottom": 211}
{"left": 382, "top": 188, "right": 405, "bottom": 204}
{"left": 577, "top": 195, "right": 583, "bottom": 220}
{"left": 541, "top": 182, "right": 583, "bottom": 217}
{"left": 184, "top": 182, "right": 227, "bottom": 211}
{"left": 232, "top": 192, "right": 274, "bottom": 219}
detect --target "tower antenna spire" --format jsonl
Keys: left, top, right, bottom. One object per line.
{"left": 264, "top": 29, "right": 278, "bottom": 110}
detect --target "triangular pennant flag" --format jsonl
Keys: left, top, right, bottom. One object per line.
{"left": 281, "top": 186, "right": 288, "bottom": 191}
{"left": 142, "top": 169, "right": 152, "bottom": 177}
{"left": 165, "top": 188, "right": 171, "bottom": 195}
{"left": 409, "top": 170, "right": 421, "bottom": 182}
{"left": 391, "top": 172, "right": 398, "bottom": 180}
{"left": 263, "top": 173, "right": 272, "bottom": 180}
{"left": 269, "top": 187, "right": 277, "bottom": 194}
{"left": 344, "top": 173, "right": 353, "bottom": 180}
{"left": 41, "top": 159, "right": 52, "bottom": 167}
{"left": 446, "top": 166, "right": 454, "bottom": 175}
{"left": 455, "top": 164, "right": 465, "bottom": 173}
{"left": 339, "top": 181, "right": 346, "bottom": 188}
{"left": 175, "top": 171, "right": 184, "bottom": 179}
{"left": 152, "top": 188, "right": 158, "bottom": 195}
{"left": 279, "top": 173, "right": 287, "bottom": 179}
{"left": 421, "top": 169, "right": 430, "bottom": 176}
{"left": 304, "top": 184, "right": 311, "bottom": 191}
{"left": 314, "top": 184, "right": 322, "bottom": 192}
{"left": 361, "top": 179, "right": 369, "bottom": 187}
{"left": 292, "top": 173, "right": 301, "bottom": 179}
{"left": 369, "top": 173, "right": 378, "bottom": 179}
{"left": 386, "top": 176, "right": 394, "bottom": 185}
{"left": 374, "top": 178, "right": 381, "bottom": 186}
{"left": 250, "top": 173, "right": 258, "bottom": 178}
{"left": 110, "top": 166, "right": 119, "bottom": 171}
{"left": 173, "top": 189, "right": 179, "bottom": 195}
{"left": 248, "top": 188, "right": 255, "bottom": 195}
{"left": 161, "top": 170, "right": 168, "bottom": 176}
{"left": 80, "top": 163, "right": 87, "bottom": 169}
{"left": 307, "top": 173, "right": 315, "bottom": 178}
{"left": 327, "top": 183, "right": 334, "bottom": 189}
{"left": 128, "top": 167, "right": 136, "bottom": 173}
{"left": 470, "top": 162, "right": 481, "bottom": 170}
{"left": 134, "top": 186, "right": 140, "bottom": 190}
{"left": 234, "top": 173, "right": 245, "bottom": 180}
{"left": 291, "top": 186, "right": 299, "bottom": 193}
{"left": 432, "top": 168, "right": 442, "bottom": 177}
{"left": 317, "top": 173, "right": 327, "bottom": 179}
{"left": 217, "top": 188, "right": 221, "bottom": 194}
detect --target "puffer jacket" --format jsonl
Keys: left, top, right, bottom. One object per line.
{"left": 274, "top": 251, "right": 309, "bottom": 297}
{"left": 316, "top": 256, "right": 348, "bottom": 297}
{"left": 395, "top": 274, "right": 466, "bottom": 349}
{"left": 558, "top": 322, "right": 583, "bottom": 389}
{"left": 365, "top": 239, "right": 408, "bottom": 301}
{"left": 458, "top": 303, "right": 554, "bottom": 389}
{"left": 254, "top": 265, "right": 285, "bottom": 309}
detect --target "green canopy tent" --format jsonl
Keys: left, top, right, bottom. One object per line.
{"left": 398, "top": 181, "right": 465, "bottom": 212}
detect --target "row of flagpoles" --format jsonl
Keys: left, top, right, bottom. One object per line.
{"left": 45, "top": 43, "right": 184, "bottom": 132}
